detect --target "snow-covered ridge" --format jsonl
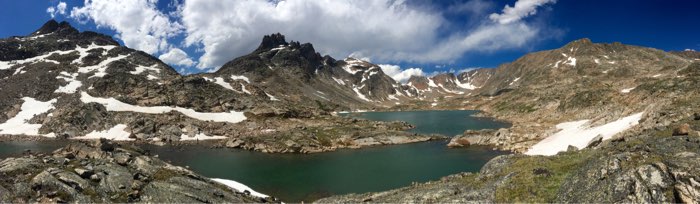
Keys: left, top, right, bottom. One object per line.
{"left": 525, "top": 112, "right": 644, "bottom": 156}
{"left": 80, "top": 92, "right": 247, "bottom": 123}
{"left": 0, "top": 97, "right": 57, "bottom": 137}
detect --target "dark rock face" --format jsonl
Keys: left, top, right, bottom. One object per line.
{"left": 0, "top": 140, "right": 267, "bottom": 203}
{"left": 215, "top": 33, "right": 415, "bottom": 110}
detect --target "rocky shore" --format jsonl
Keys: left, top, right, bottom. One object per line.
{"left": 0, "top": 139, "right": 277, "bottom": 203}
{"left": 317, "top": 118, "right": 700, "bottom": 203}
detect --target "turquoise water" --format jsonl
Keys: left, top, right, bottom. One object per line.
{"left": 341, "top": 110, "right": 510, "bottom": 136}
{"left": 0, "top": 110, "right": 509, "bottom": 202}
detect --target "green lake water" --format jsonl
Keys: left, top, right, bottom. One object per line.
{"left": 0, "top": 110, "right": 509, "bottom": 202}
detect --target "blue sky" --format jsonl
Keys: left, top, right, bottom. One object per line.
{"left": 1, "top": 0, "right": 699, "bottom": 80}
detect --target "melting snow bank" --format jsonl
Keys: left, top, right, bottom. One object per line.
{"left": 0, "top": 97, "right": 56, "bottom": 137}
{"left": 80, "top": 92, "right": 246, "bottom": 123}
{"left": 211, "top": 178, "right": 269, "bottom": 198}
{"left": 72, "top": 124, "right": 133, "bottom": 141}
{"left": 525, "top": 112, "right": 644, "bottom": 156}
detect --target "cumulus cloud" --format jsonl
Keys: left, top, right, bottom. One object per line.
{"left": 489, "top": 0, "right": 556, "bottom": 24}
{"left": 159, "top": 48, "right": 196, "bottom": 67}
{"left": 69, "top": 0, "right": 184, "bottom": 54}
{"left": 46, "top": 1, "right": 67, "bottom": 18}
{"left": 180, "top": 0, "right": 443, "bottom": 69}
{"left": 179, "top": 0, "right": 555, "bottom": 70}
{"left": 53, "top": 0, "right": 556, "bottom": 73}
{"left": 379, "top": 64, "right": 425, "bottom": 83}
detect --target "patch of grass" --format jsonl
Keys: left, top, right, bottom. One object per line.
{"left": 493, "top": 150, "right": 593, "bottom": 203}
{"left": 152, "top": 168, "right": 180, "bottom": 181}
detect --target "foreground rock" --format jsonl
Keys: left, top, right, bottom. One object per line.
{"left": 317, "top": 125, "right": 700, "bottom": 203}
{"left": 0, "top": 139, "right": 274, "bottom": 203}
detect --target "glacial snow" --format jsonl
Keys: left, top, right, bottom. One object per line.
{"left": 80, "top": 92, "right": 247, "bottom": 123}
{"left": 525, "top": 112, "right": 644, "bottom": 156}
{"left": 0, "top": 97, "right": 57, "bottom": 137}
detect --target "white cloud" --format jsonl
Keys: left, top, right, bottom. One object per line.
{"left": 159, "top": 48, "right": 195, "bottom": 67}
{"left": 54, "top": 0, "right": 556, "bottom": 71}
{"left": 379, "top": 64, "right": 425, "bottom": 83}
{"left": 47, "top": 1, "right": 67, "bottom": 18}
{"left": 178, "top": 0, "right": 555, "bottom": 70}
{"left": 180, "top": 0, "right": 444, "bottom": 69}
{"left": 489, "top": 0, "right": 556, "bottom": 24}
{"left": 685, "top": 49, "right": 696, "bottom": 52}
{"left": 69, "top": 0, "right": 183, "bottom": 54}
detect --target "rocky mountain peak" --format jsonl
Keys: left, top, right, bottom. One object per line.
{"left": 565, "top": 38, "right": 593, "bottom": 47}
{"left": 33, "top": 20, "right": 78, "bottom": 36}
{"left": 256, "top": 33, "right": 289, "bottom": 51}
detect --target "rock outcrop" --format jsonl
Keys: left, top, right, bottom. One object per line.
{"left": 0, "top": 139, "right": 273, "bottom": 203}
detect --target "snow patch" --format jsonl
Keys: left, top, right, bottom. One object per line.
{"left": 73, "top": 124, "right": 133, "bottom": 141}
{"left": 230, "top": 75, "right": 250, "bottom": 83}
{"left": 509, "top": 77, "right": 521, "bottom": 86}
{"left": 205, "top": 77, "right": 236, "bottom": 92}
{"left": 332, "top": 77, "right": 346, "bottom": 85}
{"left": 180, "top": 133, "right": 227, "bottom": 141}
{"left": 427, "top": 78, "right": 438, "bottom": 87}
{"left": 342, "top": 58, "right": 364, "bottom": 74}
{"left": 565, "top": 57, "right": 577, "bottom": 66}
{"left": 240, "top": 84, "right": 252, "bottom": 94}
{"left": 130, "top": 64, "right": 161, "bottom": 75}
{"left": 0, "top": 97, "right": 57, "bottom": 137}
{"left": 211, "top": 178, "right": 269, "bottom": 198}
{"left": 265, "top": 92, "right": 279, "bottom": 101}
{"left": 78, "top": 54, "right": 130, "bottom": 78}
{"left": 80, "top": 92, "right": 247, "bottom": 123}
{"left": 621, "top": 87, "right": 636, "bottom": 93}
{"left": 652, "top": 74, "right": 662, "bottom": 78}
{"left": 352, "top": 86, "right": 371, "bottom": 102}
{"left": 55, "top": 72, "right": 82, "bottom": 94}
{"left": 526, "top": 112, "right": 644, "bottom": 156}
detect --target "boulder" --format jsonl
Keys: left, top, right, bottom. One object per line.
{"left": 672, "top": 123, "right": 690, "bottom": 136}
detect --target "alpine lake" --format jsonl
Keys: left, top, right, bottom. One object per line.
{"left": 0, "top": 110, "right": 510, "bottom": 202}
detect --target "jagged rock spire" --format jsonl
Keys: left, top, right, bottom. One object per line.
{"left": 256, "top": 33, "right": 289, "bottom": 51}
{"left": 33, "top": 20, "right": 79, "bottom": 36}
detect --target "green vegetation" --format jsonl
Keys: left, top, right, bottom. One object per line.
{"left": 493, "top": 150, "right": 593, "bottom": 202}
